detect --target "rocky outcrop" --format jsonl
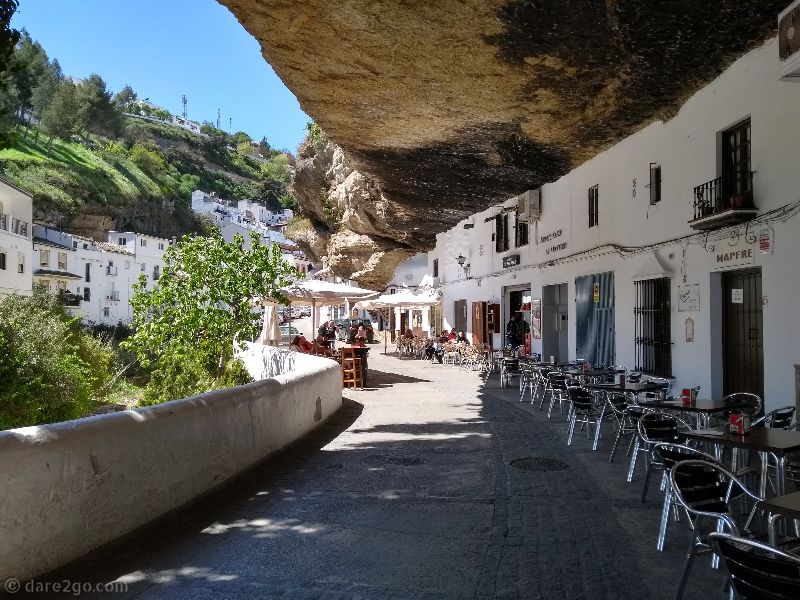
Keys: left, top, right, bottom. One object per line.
{"left": 222, "top": 0, "right": 785, "bottom": 284}
{"left": 289, "top": 138, "right": 415, "bottom": 288}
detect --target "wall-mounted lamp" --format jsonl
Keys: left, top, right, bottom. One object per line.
{"left": 456, "top": 254, "right": 466, "bottom": 267}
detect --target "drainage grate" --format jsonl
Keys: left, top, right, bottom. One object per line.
{"left": 510, "top": 457, "right": 570, "bottom": 472}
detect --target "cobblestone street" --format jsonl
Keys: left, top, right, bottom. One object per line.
{"left": 49, "top": 351, "right": 726, "bottom": 599}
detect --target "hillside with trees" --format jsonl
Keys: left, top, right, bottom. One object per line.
{"left": 0, "top": 25, "right": 294, "bottom": 240}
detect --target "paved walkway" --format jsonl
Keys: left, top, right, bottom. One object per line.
{"left": 42, "top": 352, "right": 727, "bottom": 599}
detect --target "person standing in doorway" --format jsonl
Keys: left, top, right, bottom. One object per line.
{"left": 505, "top": 316, "right": 518, "bottom": 348}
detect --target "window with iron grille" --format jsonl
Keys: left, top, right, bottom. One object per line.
{"left": 588, "top": 185, "right": 599, "bottom": 228}
{"left": 634, "top": 278, "right": 672, "bottom": 377}
{"left": 515, "top": 212, "right": 529, "bottom": 247}
{"left": 495, "top": 213, "right": 509, "bottom": 252}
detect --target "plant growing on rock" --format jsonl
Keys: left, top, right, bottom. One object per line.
{"left": 123, "top": 229, "right": 298, "bottom": 404}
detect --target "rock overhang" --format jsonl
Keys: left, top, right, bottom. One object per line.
{"left": 219, "top": 0, "right": 785, "bottom": 286}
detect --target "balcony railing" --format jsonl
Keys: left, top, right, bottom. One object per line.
{"left": 690, "top": 171, "right": 757, "bottom": 230}
{"left": 107, "top": 266, "right": 118, "bottom": 276}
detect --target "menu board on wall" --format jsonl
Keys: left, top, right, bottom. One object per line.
{"left": 678, "top": 284, "right": 700, "bottom": 312}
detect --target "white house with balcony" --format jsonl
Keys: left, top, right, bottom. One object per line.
{"left": 415, "top": 38, "right": 800, "bottom": 413}
{"left": 0, "top": 179, "right": 33, "bottom": 296}
{"left": 32, "top": 227, "right": 170, "bottom": 325}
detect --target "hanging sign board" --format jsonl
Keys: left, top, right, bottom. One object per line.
{"left": 678, "top": 284, "right": 700, "bottom": 312}
{"left": 759, "top": 228, "right": 772, "bottom": 255}
{"left": 592, "top": 282, "right": 600, "bottom": 303}
{"left": 712, "top": 239, "right": 755, "bottom": 270}
{"left": 731, "top": 288, "right": 744, "bottom": 304}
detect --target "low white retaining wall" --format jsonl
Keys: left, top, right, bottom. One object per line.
{"left": 0, "top": 345, "right": 341, "bottom": 581}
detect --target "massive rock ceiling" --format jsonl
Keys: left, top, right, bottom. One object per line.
{"left": 220, "top": 0, "right": 785, "bottom": 287}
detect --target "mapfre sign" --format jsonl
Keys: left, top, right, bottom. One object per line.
{"left": 712, "top": 240, "right": 755, "bottom": 270}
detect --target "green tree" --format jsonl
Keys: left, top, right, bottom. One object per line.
{"left": 40, "top": 79, "right": 82, "bottom": 151}
{"left": 8, "top": 29, "right": 48, "bottom": 121}
{"left": 123, "top": 230, "right": 298, "bottom": 403}
{"left": 233, "top": 130, "right": 251, "bottom": 145}
{"left": 0, "top": 0, "right": 20, "bottom": 147}
{"left": 113, "top": 84, "right": 137, "bottom": 111}
{"left": 129, "top": 141, "right": 166, "bottom": 176}
{"left": 76, "top": 73, "right": 123, "bottom": 137}
{"left": 29, "top": 57, "right": 62, "bottom": 143}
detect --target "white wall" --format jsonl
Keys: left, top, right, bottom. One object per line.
{"left": 0, "top": 346, "right": 341, "bottom": 582}
{"left": 0, "top": 181, "right": 33, "bottom": 296}
{"left": 426, "top": 39, "right": 800, "bottom": 411}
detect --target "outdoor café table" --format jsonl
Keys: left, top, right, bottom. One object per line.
{"left": 684, "top": 427, "right": 800, "bottom": 498}
{"left": 585, "top": 381, "right": 665, "bottom": 398}
{"left": 563, "top": 368, "right": 617, "bottom": 384}
{"left": 641, "top": 398, "right": 750, "bottom": 429}
{"left": 760, "top": 490, "right": 800, "bottom": 545}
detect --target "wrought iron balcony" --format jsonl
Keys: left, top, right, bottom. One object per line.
{"left": 690, "top": 171, "right": 757, "bottom": 230}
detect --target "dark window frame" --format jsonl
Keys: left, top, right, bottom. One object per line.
{"left": 649, "top": 165, "right": 662, "bottom": 205}
{"left": 83, "top": 287, "right": 91, "bottom": 302}
{"left": 495, "top": 213, "right": 509, "bottom": 252}
{"left": 515, "top": 212, "right": 529, "bottom": 247}
{"left": 588, "top": 185, "right": 599, "bottom": 228}
{"left": 0, "top": 251, "right": 6, "bottom": 270}
{"left": 432, "top": 258, "right": 439, "bottom": 278}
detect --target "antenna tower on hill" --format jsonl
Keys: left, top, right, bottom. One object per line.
{"left": 216, "top": 108, "right": 221, "bottom": 129}
{"left": 181, "top": 95, "right": 187, "bottom": 119}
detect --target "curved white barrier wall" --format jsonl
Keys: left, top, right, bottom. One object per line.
{"left": 0, "top": 345, "right": 341, "bottom": 581}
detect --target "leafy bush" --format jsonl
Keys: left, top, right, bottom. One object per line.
{"left": 215, "top": 359, "right": 253, "bottom": 389}
{"left": 140, "top": 350, "right": 214, "bottom": 406}
{"left": 0, "top": 290, "right": 115, "bottom": 429}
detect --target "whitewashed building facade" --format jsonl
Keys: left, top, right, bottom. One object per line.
{"left": 0, "top": 179, "right": 33, "bottom": 297}
{"left": 33, "top": 227, "right": 171, "bottom": 325}
{"left": 418, "top": 39, "right": 800, "bottom": 413}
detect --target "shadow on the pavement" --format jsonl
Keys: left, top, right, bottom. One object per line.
{"left": 360, "top": 369, "right": 431, "bottom": 390}
{"left": 31, "top": 398, "right": 365, "bottom": 597}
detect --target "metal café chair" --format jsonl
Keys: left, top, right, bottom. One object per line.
{"left": 708, "top": 532, "right": 800, "bottom": 600}
{"left": 606, "top": 391, "right": 639, "bottom": 463}
{"left": 647, "top": 442, "right": 721, "bottom": 551}
{"left": 628, "top": 411, "right": 692, "bottom": 484}
{"left": 671, "top": 459, "right": 765, "bottom": 600}
{"left": 566, "top": 386, "right": 611, "bottom": 450}
{"left": 546, "top": 372, "right": 573, "bottom": 419}
{"left": 535, "top": 366, "right": 554, "bottom": 409}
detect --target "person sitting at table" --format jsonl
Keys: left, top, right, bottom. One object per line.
{"left": 356, "top": 325, "right": 367, "bottom": 346}
{"left": 447, "top": 328, "right": 458, "bottom": 341}
{"left": 438, "top": 330, "right": 449, "bottom": 343}
{"left": 456, "top": 331, "right": 470, "bottom": 345}
{"left": 424, "top": 338, "right": 435, "bottom": 360}
{"left": 403, "top": 328, "right": 415, "bottom": 340}
{"left": 290, "top": 335, "right": 314, "bottom": 353}
{"left": 313, "top": 335, "right": 337, "bottom": 357}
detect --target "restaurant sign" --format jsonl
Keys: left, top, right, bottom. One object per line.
{"left": 502, "top": 254, "right": 520, "bottom": 268}
{"left": 712, "top": 240, "right": 755, "bottom": 270}
{"left": 539, "top": 227, "right": 569, "bottom": 256}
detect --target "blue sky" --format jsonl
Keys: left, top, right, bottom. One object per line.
{"left": 11, "top": 0, "right": 310, "bottom": 152}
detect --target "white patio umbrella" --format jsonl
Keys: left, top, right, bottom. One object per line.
{"left": 356, "top": 290, "right": 440, "bottom": 354}
{"left": 278, "top": 280, "right": 379, "bottom": 337}
{"left": 256, "top": 300, "right": 281, "bottom": 346}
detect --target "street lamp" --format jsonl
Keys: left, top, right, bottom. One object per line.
{"left": 456, "top": 254, "right": 466, "bottom": 267}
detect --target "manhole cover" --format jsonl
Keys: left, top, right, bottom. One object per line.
{"left": 363, "top": 454, "right": 424, "bottom": 466}
{"left": 510, "top": 457, "right": 570, "bottom": 472}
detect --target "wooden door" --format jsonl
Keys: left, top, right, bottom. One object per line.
{"left": 454, "top": 299, "right": 467, "bottom": 334}
{"left": 472, "top": 301, "right": 487, "bottom": 346}
{"left": 722, "top": 268, "right": 763, "bottom": 399}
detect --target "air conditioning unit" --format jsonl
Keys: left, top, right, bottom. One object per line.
{"left": 516, "top": 188, "right": 542, "bottom": 222}
{"left": 779, "top": 0, "right": 800, "bottom": 80}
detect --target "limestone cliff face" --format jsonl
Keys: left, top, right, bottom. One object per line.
{"left": 221, "top": 0, "right": 784, "bottom": 285}
{"left": 289, "top": 138, "right": 414, "bottom": 289}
